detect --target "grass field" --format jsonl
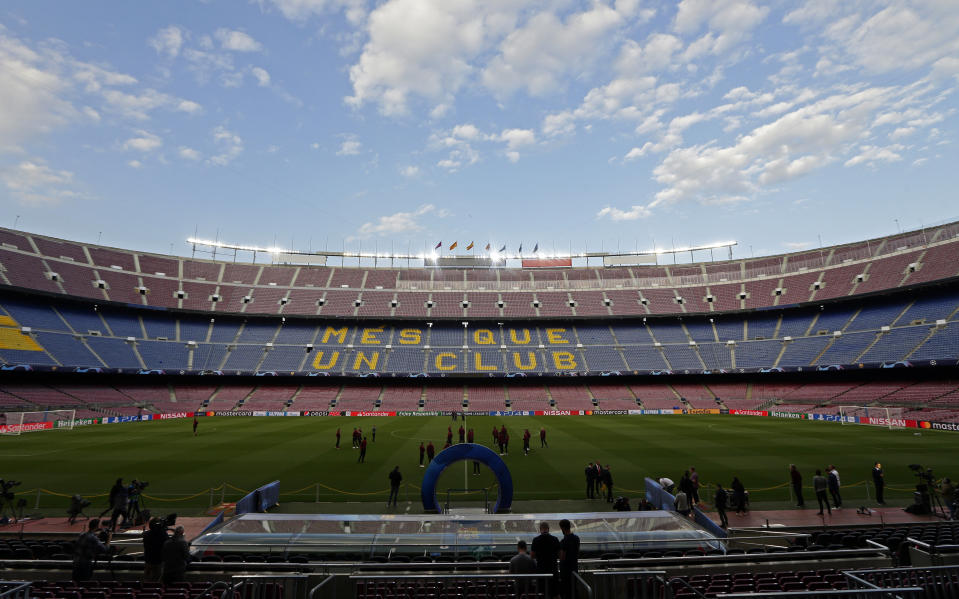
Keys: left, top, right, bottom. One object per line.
{"left": 0, "top": 415, "right": 954, "bottom": 517}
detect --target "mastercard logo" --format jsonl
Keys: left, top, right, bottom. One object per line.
{"left": 920, "top": 421, "right": 931, "bottom": 429}
{"left": 585, "top": 410, "right": 593, "bottom": 416}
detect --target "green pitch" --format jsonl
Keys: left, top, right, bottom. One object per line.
{"left": 0, "top": 416, "right": 954, "bottom": 516}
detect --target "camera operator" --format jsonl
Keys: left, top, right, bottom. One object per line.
{"left": 142, "top": 517, "right": 169, "bottom": 581}
{"left": 105, "top": 478, "right": 129, "bottom": 532}
{"left": 72, "top": 519, "right": 111, "bottom": 581}
{"left": 127, "top": 479, "right": 148, "bottom": 524}
{"left": 0, "top": 479, "right": 22, "bottom": 519}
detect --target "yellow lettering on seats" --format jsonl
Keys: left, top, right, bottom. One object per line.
{"left": 475, "top": 352, "right": 498, "bottom": 371}
{"left": 353, "top": 351, "right": 379, "bottom": 370}
{"left": 311, "top": 351, "right": 339, "bottom": 369}
{"left": 435, "top": 352, "right": 456, "bottom": 371}
{"left": 398, "top": 329, "right": 422, "bottom": 344}
{"left": 552, "top": 351, "right": 577, "bottom": 370}
{"left": 320, "top": 326, "right": 348, "bottom": 344}
{"left": 360, "top": 327, "right": 384, "bottom": 344}
{"left": 509, "top": 329, "right": 531, "bottom": 344}
{"left": 546, "top": 328, "right": 569, "bottom": 344}
{"left": 512, "top": 352, "right": 537, "bottom": 371}
{"left": 473, "top": 329, "right": 495, "bottom": 345}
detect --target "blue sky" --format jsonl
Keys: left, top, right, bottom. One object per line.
{"left": 1, "top": 0, "right": 957, "bottom": 260}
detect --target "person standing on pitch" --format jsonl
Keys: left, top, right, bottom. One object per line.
{"left": 192, "top": 416, "right": 198, "bottom": 436}
{"left": 530, "top": 521, "right": 560, "bottom": 599}
{"left": 790, "top": 465, "right": 804, "bottom": 507}
{"left": 558, "top": 519, "right": 580, "bottom": 599}
{"left": 731, "top": 477, "right": 747, "bottom": 515}
{"left": 714, "top": 484, "right": 729, "bottom": 528}
{"left": 387, "top": 466, "right": 402, "bottom": 507}
{"left": 585, "top": 463, "right": 596, "bottom": 499}
{"left": 419, "top": 442, "right": 425, "bottom": 467}
{"left": 446, "top": 427, "right": 453, "bottom": 446}
{"left": 467, "top": 428, "right": 474, "bottom": 443}
{"left": 828, "top": 465, "right": 842, "bottom": 509}
{"left": 358, "top": 436, "right": 367, "bottom": 463}
{"left": 602, "top": 465, "right": 614, "bottom": 503}
{"left": 335, "top": 428, "right": 341, "bottom": 449}
{"left": 523, "top": 429, "right": 531, "bottom": 455}
{"left": 814, "top": 469, "right": 831, "bottom": 515}
{"left": 426, "top": 441, "right": 435, "bottom": 464}
{"left": 540, "top": 427, "right": 548, "bottom": 448}
{"left": 371, "top": 425, "right": 376, "bottom": 442}
{"left": 458, "top": 425, "right": 465, "bottom": 443}
{"left": 873, "top": 462, "right": 885, "bottom": 505}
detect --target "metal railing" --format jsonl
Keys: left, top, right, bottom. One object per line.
{"left": 220, "top": 574, "right": 310, "bottom": 599}
{"left": 351, "top": 573, "right": 552, "bottom": 599}
{"left": 573, "top": 571, "right": 594, "bottom": 599}
{"left": 589, "top": 570, "right": 669, "bottom": 599}
{"left": 0, "top": 582, "right": 31, "bottom": 599}
{"left": 716, "top": 590, "right": 923, "bottom": 598}
{"left": 845, "top": 565, "right": 959, "bottom": 599}
{"left": 307, "top": 575, "right": 335, "bottom": 599}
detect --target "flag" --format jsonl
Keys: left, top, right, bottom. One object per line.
{"left": 466, "top": 241, "right": 474, "bottom": 250}
{"left": 533, "top": 243, "right": 539, "bottom": 253}
{"left": 518, "top": 243, "right": 523, "bottom": 253}
{"left": 449, "top": 241, "right": 458, "bottom": 250}
{"left": 499, "top": 244, "right": 506, "bottom": 252}
{"left": 485, "top": 243, "right": 491, "bottom": 251}
{"left": 434, "top": 241, "right": 442, "bottom": 249}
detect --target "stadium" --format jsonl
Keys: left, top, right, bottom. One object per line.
{"left": 1, "top": 221, "right": 959, "bottom": 598}
{"left": 4, "top": 1, "right": 959, "bottom": 598}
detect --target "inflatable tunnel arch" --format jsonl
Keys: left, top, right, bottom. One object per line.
{"left": 420, "top": 443, "right": 513, "bottom": 513}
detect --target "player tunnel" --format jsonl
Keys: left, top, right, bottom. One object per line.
{"left": 421, "top": 443, "right": 513, "bottom": 513}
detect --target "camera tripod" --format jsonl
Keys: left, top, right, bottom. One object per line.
{"left": 0, "top": 495, "right": 26, "bottom": 523}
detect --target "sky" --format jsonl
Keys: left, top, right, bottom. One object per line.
{"left": 1, "top": 0, "right": 957, "bottom": 261}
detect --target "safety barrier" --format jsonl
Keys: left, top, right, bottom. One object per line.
{"left": 236, "top": 481, "right": 281, "bottom": 515}
{"left": 644, "top": 477, "right": 726, "bottom": 539}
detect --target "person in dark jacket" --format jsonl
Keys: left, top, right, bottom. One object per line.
{"left": 872, "top": 462, "right": 885, "bottom": 505}
{"left": 387, "top": 466, "right": 402, "bottom": 507}
{"left": 714, "top": 484, "right": 729, "bottom": 528}
{"left": 827, "top": 465, "right": 842, "bottom": 508}
{"left": 107, "top": 478, "right": 129, "bottom": 532}
{"left": 358, "top": 437, "right": 367, "bottom": 463}
{"left": 530, "top": 522, "right": 560, "bottom": 599}
{"left": 142, "top": 517, "right": 169, "bottom": 581}
{"left": 790, "top": 465, "right": 804, "bottom": 507}
{"left": 602, "top": 466, "right": 614, "bottom": 503}
{"left": 678, "top": 471, "right": 694, "bottom": 502}
{"left": 426, "top": 441, "right": 435, "bottom": 463}
{"left": 585, "top": 463, "right": 596, "bottom": 499}
{"left": 558, "top": 519, "right": 580, "bottom": 599}
{"left": 814, "top": 469, "right": 831, "bottom": 515}
{"left": 73, "top": 519, "right": 110, "bottom": 581}
{"left": 731, "top": 477, "right": 747, "bottom": 515}
{"left": 161, "top": 526, "right": 190, "bottom": 584}
{"left": 419, "top": 442, "right": 425, "bottom": 467}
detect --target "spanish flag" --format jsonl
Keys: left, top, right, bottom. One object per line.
{"left": 434, "top": 241, "right": 442, "bottom": 249}
{"left": 466, "top": 241, "right": 474, "bottom": 251}
{"left": 485, "top": 243, "right": 491, "bottom": 251}
{"left": 449, "top": 241, "right": 458, "bottom": 250}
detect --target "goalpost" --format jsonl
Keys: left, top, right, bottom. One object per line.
{"left": 0, "top": 410, "right": 76, "bottom": 435}
{"left": 838, "top": 406, "right": 905, "bottom": 430}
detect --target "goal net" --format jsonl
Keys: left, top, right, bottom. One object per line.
{"left": 0, "top": 410, "right": 76, "bottom": 435}
{"left": 838, "top": 406, "right": 905, "bottom": 430}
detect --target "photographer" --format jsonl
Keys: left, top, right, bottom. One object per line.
{"left": 73, "top": 519, "right": 111, "bottom": 581}
{"left": 0, "top": 479, "right": 22, "bottom": 520}
{"left": 68, "top": 494, "right": 91, "bottom": 525}
{"left": 106, "top": 478, "right": 129, "bottom": 532}
{"left": 142, "top": 517, "right": 169, "bottom": 581}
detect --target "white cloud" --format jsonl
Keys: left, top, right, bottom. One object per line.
{"left": 0, "top": 34, "right": 75, "bottom": 152}
{"left": 122, "top": 130, "right": 162, "bottom": 152}
{"left": 1, "top": 160, "right": 78, "bottom": 204}
{"left": 481, "top": 2, "right": 638, "bottom": 98}
{"left": 251, "top": 66, "right": 271, "bottom": 87}
{"left": 499, "top": 128, "right": 535, "bottom": 150}
{"left": 101, "top": 88, "right": 202, "bottom": 120}
{"left": 178, "top": 146, "right": 202, "bottom": 161}
{"left": 149, "top": 26, "right": 187, "bottom": 58}
{"left": 844, "top": 144, "right": 904, "bottom": 168}
{"left": 214, "top": 29, "right": 263, "bottom": 52}
{"left": 399, "top": 165, "right": 420, "bottom": 177}
{"left": 674, "top": 0, "right": 770, "bottom": 58}
{"left": 262, "top": 0, "right": 367, "bottom": 26}
{"left": 596, "top": 205, "right": 652, "bottom": 221}
{"left": 127, "top": 160, "right": 143, "bottom": 169}
{"left": 177, "top": 99, "right": 203, "bottom": 114}
{"left": 354, "top": 203, "right": 441, "bottom": 238}
{"left": 336, "top": 137, "right": 362, "bottom": 156}
{"left": 208, "top": 126, "right": 243, "bottom": 165}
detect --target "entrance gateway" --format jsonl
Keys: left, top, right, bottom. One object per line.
{"left": 420, "top": 444, "right": 513, "bottom": 513}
